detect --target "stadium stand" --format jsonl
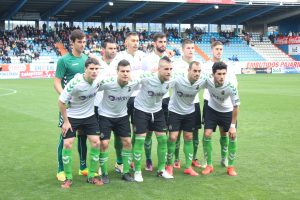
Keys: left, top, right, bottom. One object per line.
{"left": 250, "top": 33, "right": 294, "bottom": 61}
{"left": 195, "top": 33, "right": 265, "bottom": 61}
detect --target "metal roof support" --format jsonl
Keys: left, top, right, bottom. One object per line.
{"left": 108, "top": 1, "right": 148, "bottom": 21}
{"left": 204, "top": 5, "right": 247, "bottom": 24}
{"left": 0, "top": 0, "right": 27, "bottom": 20}
{"left": 41, "top": 0, "right": 71, "bottom": 20}
{"left": 140, "top": 3, "right": 184, "bottom": 22}
{"left": 74, "top": 0, "right": 109, "bottom": 22}
{"left": 177, "top": 5, "right": 214, "bottom": 23}
{"left": 236, "top": 6, "right": 277, "bottom": 23}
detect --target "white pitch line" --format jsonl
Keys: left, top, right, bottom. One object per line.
{"left": 0, "top": 88, "right": 17, "bottom": 97}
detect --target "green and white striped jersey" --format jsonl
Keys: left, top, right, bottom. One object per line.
{"left": 134, "top": 73, "right": 175, "bottom": 113}
{"left": 98, "top": 77, "right": 140, "bottom": 118}
{"left": 59, "top": 73, "right": 101, "bottom": 118}
{"left": 173, "top": 56, "right": 202, "bottom": 103}
{"left": 94, "top": 57, "right": 118, "bottom": 107}
{"left": 169, "top": 73, "right": 206, "bottom": 115}
{"left": 205, "top": 76, "right": 240, "bottom": 112}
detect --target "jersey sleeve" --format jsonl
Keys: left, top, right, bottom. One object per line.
{"left": 59, "top": 78, "right": 77, "bottom": 103}
{"left": 55, "top": 58, "right": 67, "bottom": 79}
{"left": 229, "top": 83, "right": 240, "bottom": 106}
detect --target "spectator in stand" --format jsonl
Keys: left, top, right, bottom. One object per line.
{"left": 259, "top": 33, "right": 263, "bottom": 42}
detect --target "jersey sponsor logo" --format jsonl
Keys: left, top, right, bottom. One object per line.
{"left": 78, "top": 93, "right": 96, "bottom": 100}
{"left": 108, "top": 95, "right": 130, "bottom": 101}
{"left": 211, "top": 93, "right": 225, "bottom": 102}
{"left": 72, "top": 63, "right": 79, "bottom": 66}
{"left": 177, "top": 91, "right": 195, "bottom": 98}
{"left": 147, "top": 91, "right": 165, "bottom": 97}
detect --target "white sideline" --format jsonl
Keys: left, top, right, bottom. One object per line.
{"left": 0, "top": 88, "right": 17, "bottom": 97}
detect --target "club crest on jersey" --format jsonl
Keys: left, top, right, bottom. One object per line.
{"left": 177, "top": 91, "right": 183, "bottom": 97}
{"left": 128, "top": 86, "right": 131, "bottom": 92}
{"left": 166, "top": 84, "right": 169, "bottom": 89}
{"left": 221, "top": 90, "right": 225, "bottom": 95}
{"left": 196, "top": 85, "right": 199, "bottom": 90}
{"left": 108, "top": 95, "right": 115, "bottom": 101}
{"left": 148, "top": 91, "right": 155, "bottom": 96}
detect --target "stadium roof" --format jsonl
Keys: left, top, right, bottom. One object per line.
{"left": 1, "top": 0, "right": 300, "bottom": 25}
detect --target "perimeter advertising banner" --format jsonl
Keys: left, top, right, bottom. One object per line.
{"left": 1, "top": 61, "right": 300, "bottom": 79}
{"left": 276, "top": 36, "right": 300, "bottom": 45}
{"left": 288, "top": 44, "right": 300, "bottom": 55}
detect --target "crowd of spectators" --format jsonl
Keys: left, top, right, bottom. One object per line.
{"left": 1, "top": 23, "right": 248, "bottom": 64}
{"left": 0, "top": 25, "right": 58, "bottom": 63}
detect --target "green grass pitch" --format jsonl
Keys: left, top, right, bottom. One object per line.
{"left": 0, "top": 74, "right": 299, "bottom": 200}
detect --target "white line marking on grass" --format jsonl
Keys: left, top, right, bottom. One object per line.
{"left": 0, "top": 88, "right": 17, "bottom": 97}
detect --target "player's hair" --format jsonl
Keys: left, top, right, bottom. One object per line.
{"left": 125, "top": 32, "right": 138, "bottom": 39}
{"left": 153, "top": 33, "right": 167, "bottom": 42}
{"left": 102, "top": 38, "right": 116, "bottom": 48}
{"left": 70, "top": 29, "right": 85, "bottom": 42}
{"left": 189, "top": 61, "right": 200, "bottom": 69}
{"left": 159, "top": 56, "right": 171, "bottom": 68}
{"left": 211, "top": 40, "right": 223, "bottom": 49}
{"left": 85, "top": 57, "right": 100, "bottom": 68}
{"left": 212, "top": 61, "right": 227, "bottom": 74}
{"left": 117, "top": 59, "right": 131, "bottom": 71}
{"left": 182, "top": 38, "right": 194, "bottom": 48}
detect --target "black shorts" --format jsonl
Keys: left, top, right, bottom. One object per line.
{"left": 133, "top": 108, "right": 167, "bottom": 134}
{"left": 127, "top": 97, "right": 135, "bottom": 124}
{"left": 162, "top": 97, "right": 170, "bottom": 124}
{"left": 98, "top": 115, "right": 131, "bottom": 140}
{"left": 168, "top": 111, "right": 196, "bottom": 132}
{"left": 194, "top": 102, "right": 202, "bottom": 129}
{"left": 63, "top": 115, "right": 100, "bottom": 139}
{"left": 94, "top": 106, "right": 99, "bottom": 117}
{"left": 202, "top": 100, "right": 216, "bottom": 132}
{"left": 204, "top": 105, "right": 232, "bottom": 133}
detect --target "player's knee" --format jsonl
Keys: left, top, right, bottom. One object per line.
{"left": 122, "top": 139, "right": 132, "bottom": 149}
{"left": 100, "top": 140, "right": 109, "bottom": 151}
{"left": 183, "top": 134, "right": 193, "bottom": 141}
{"left": 230, "top": 135, "right": 237, "bottom": 141}
{"left": 63, "top": 140, "right": 73, "bottom": 149}
{"left": 169, "top": 134, "right": 177, "bottom": 142}
{"left": 204, "top": 131, "right": 212, "bottom": 138}
{"left": 91, "top": 139, "right": 100, "bottom": 148}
